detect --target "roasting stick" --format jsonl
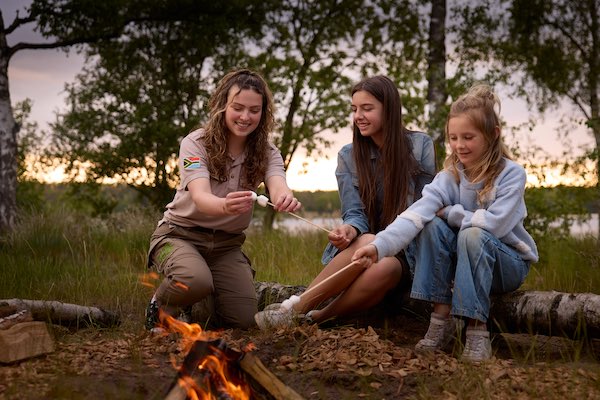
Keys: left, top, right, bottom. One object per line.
{"left": 269, "top": 259, "right": 365, "bottom": 313}
{"left": 253, "top": 193, "right": 333, "bottom": 234}
{"left": 297, "top": 259, "right": 363, "bottom": 303}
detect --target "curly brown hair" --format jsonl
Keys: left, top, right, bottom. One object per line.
{"left": 202, "top": 68, "right": 275, "bottom": 188}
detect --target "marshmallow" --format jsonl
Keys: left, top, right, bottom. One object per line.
{"left": 280, "top": 295, "right": 301, "bottom": 311}
{"left": 256, "top": 195, "right": 269, "bottom": 207}
{"left": 251, "top": 191, "right": 258, "bottom": 201}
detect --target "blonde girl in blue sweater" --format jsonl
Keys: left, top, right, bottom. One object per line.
{"left": 352, "top": 84, "right": 538, "bottom": 362}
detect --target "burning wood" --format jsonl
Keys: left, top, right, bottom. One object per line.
{"left": 160, "top": 314, "right": 303, "bottom": 400}
{"left": 165, "top": 339, "right": 249, "bottom": 400}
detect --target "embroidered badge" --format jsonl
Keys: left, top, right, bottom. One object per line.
{"left": 183, "top": 156, "right": 201, "bottom": 170}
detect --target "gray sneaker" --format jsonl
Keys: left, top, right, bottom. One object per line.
{"left": 415, "top": 313, "right": 463, "bottom": 353}
{"left": 461, "top": 329, "right": 492, "bottom": 363}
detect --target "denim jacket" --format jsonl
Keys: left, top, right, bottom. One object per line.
{"left": 321, "top": 131, "right": 436, "bottom": 264}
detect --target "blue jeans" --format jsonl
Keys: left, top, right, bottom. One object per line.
{"left": 405, "top": 217, "right": 529, "bottom": 322}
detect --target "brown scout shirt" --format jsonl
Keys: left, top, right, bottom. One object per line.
{"left": 161, "top": 129, "right": 286, "bottom": 233}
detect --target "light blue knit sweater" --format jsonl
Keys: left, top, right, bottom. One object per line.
{"left": 372, "top": 158, "right": 539, "bottom": 262}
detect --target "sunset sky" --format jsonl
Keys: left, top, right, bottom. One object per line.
{"left": 5, "top": 1, "right": 595, "bottom": 191}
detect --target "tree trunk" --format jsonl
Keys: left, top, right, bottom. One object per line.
{"left": 254, "top": 282, "right": 600, "bottom": 340}
{"left": 262, "top": 206, "right": 276, "bottom": 231}
{"left": 0, "top": 26, "right": 18, "bottom": 234}
{"left": 588, "top": 0, "right": 600, "bottom": 235}
{"left": 426, "top": 0, "right": 447, "bottom": 166}
{"left": 0, "top": 299, "right": 120, "bottom": 328}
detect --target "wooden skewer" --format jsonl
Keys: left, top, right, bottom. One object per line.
{"left": 266, "top": 200, "right": 333, "bottom": 235}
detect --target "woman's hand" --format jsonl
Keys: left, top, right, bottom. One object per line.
{"left": 222, "top": 191, "right": 255, "bottom": 215}
{"left": 272, "top": 192, "right": 301, "bottom": 213}
{"left": 328, "top": 224, "right": 358, "bottom": 250}
{"left": 351, "top": 244, "right": 378, "bottom": 268}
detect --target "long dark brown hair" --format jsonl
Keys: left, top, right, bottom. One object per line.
{"left": 352, "top": 76, "right": 420, "bottom": 232}
{"left": 202, "top": 68, "right": 275, "bottom": 188}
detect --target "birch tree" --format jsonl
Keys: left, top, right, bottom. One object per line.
{"left": 0, "top": 0, "right": 271, "bottom": 232}
{"left": 0, "top": 0, "right": 127, "bottom": 233}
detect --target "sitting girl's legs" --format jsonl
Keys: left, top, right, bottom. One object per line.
{"left": 256, "top": 234, "right": 405, "bottom": 329}
{"left": 453, "top": 226, "right": 529, "bottom": 362}
{"left": 407, "top": 217, "right": 462, "bottom": 352}
{"left": 300, "top": 234, "right": 403, "bottom": 323}
{"left": 409, "top": 216, "right": 457, "bottom": 306}
{"left": 453, "top": 226, "right": 529, "bottom": 322}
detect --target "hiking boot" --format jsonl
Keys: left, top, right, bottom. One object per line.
{"left": 145, "top": 299, "right": 160, "bottom": 331}
{"left": 178, "top": 306, "right": 193, "bottom": 324}
{"left": 461, "top": 329, "right": 492, "bottom": 363}
{"left": 415, "top": 313, "right": 463, "bottom": 353}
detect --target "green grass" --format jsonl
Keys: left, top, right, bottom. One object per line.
{"left": 1, "top": 207, "right": 599, "bottom": 331}
{"left": 522, "top": 234, "right": 600, "bottom": 293}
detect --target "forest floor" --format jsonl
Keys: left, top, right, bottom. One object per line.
{"left": 1, "top": 313, "right": 599, "bottom": 399}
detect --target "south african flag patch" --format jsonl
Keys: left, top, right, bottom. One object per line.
{"left": 183, "top": 157, "right": 201, "bottom": 170}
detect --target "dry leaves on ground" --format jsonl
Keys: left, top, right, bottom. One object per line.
{"left": 1, "top": 319, "right": 599, "bottom": 399}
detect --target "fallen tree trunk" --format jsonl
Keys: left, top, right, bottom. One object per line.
{"left": 254, "top": 282, "right": 600, "bottom": 339}
{"left": 490, "top": 290, "right": 600, "bottom": 339}
{"left": 0, "top": 299, "right": 120, "bottom": 328}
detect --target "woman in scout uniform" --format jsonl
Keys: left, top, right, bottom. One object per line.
{"left": 145, "top": 68, "right": 300, "bottom": 330}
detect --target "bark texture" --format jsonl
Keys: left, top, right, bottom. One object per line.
{"left": 426, "top": 0, "right": 447, "bottom": 164}
{"left": 0, "top": 299, "right": 120, "bottom": 328}
{"left": 0, "top": 19, "right": 18, "bottom": 234}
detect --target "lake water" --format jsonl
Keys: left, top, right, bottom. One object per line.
{"left": 551, "top": 213, "right": 599, "bottom": 237}
{"left": 274, "top": 214, "right": 599, "bottom": 237}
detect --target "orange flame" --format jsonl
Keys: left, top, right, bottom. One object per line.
{"left": 160, "top": 312, "right": 251, "bottom": 399}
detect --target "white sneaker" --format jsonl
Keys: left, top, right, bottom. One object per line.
{"left": 461, "top": 329, "right": 492, "bottom": 363}
{"left": 263, "top": 302, "right": 282, "bottom": 311}
{"left": 415, "top": 313, "right": 463, "bottom": 353}
{"left": 255, "top": 308, "right": 295, "bottom": 330}
{"left": 254, "top": 308, "right": 317, "bottom": 330}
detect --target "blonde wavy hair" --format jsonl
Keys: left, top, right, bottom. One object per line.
{"left": 202, "top": 68, "right": 274, "bottom": 188}
{"left": 443, "top": 84, "right": 512, "bottom": 205}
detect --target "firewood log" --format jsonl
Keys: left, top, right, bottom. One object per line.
{"left": 0, "top": 321, "right": 54, "bottom": 363}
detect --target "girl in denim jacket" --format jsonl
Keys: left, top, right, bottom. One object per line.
{"left": 255, "top": 75, "right": 435, "bottom": 329}
{"left": 352, "top": 84, "right": 538, "bottom": 362}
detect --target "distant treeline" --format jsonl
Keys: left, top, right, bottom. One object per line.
{"left": 299, "top": 187, "right": 600, "bottom": 214}
{"left": 18, "top": 182, "right": 598, "bottom": 216}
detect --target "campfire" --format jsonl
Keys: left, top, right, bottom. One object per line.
{"left": 158, "top": 312, "right": 304, "bottom": 400}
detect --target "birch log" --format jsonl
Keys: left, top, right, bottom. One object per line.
{"left": 254, "top": 282, "right": 600, "bottom": 339}
{"left": 490, "top": 291, "right": 600, "bottom": 338}
{"left": 0, "top": 299, "right": 120, "bottom": 328}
